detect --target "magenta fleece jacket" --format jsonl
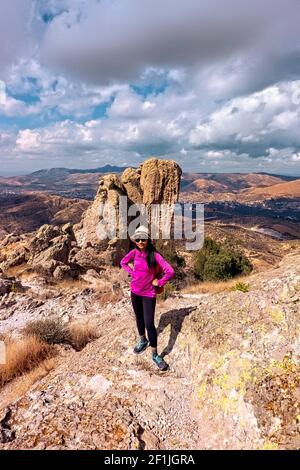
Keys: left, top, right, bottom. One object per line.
{"left": 120, "top": 248, "right": 175, "bottom": 298}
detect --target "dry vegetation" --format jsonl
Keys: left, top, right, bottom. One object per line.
{"left": 67, "top": 322, "right": 99, "bottom": 351}
{"left": 0, "top": 318, "right": 98, "bottom": 393}
{"left": 0, "top": 335, "right": 55, "bottom": 388}
{"left": 181, "top": 274, "right": 249, "bottom": 295}
{"left": 23, "top": 317, "right": 99, "bottom": 351}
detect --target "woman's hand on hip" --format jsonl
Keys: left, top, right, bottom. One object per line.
{"left": 152, "top": 278, "right": 159, "bottom": 287}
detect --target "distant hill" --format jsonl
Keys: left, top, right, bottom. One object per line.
{"left": 28, "top": 164, "right": 131, "bottom": 180}
{"left": 241, "top": 178, "right": 300, "bottom": 200}
{"left": 181, "top": 172, "right": 296, "bottom": 193}
{"left": 0, "top": 192, "right": 89, "bottom": 237}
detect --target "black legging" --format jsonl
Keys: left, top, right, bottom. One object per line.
{"left": 130, "top": 292, "right": 157, "bottom": 347}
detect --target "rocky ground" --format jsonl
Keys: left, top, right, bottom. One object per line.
{"left": 0, "top": 247, "right": 299, "bottom": 450}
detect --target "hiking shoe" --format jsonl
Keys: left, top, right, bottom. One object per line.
{"left": 152, "top": 353, "right": 169, "bottom": 371}
{"left": 133, "top": 338, "right": 149, "bottom": 354}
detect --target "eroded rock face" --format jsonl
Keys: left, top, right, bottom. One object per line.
{"left": 28, "top": 223, "right": 76, "bottom": 276}
{"left": 76, "top": 157, "right": 182, "bottom": 253}
{"left": 140, "top": 158, "right": 182, "bottom": 205}
{"left": 75, "top": 174, "right": 127, "bottom": 253}
{"left": 121, "top": 167, "right": 143, "bottom": 204}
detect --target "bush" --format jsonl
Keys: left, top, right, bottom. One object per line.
{"left": 193, "top": 237, "right": 252, "bottom": 281}
{"left": 232, "top": 282, "right": 250, "bottom": 293}
{"left": 10, "top": 283, "right": 17, "bottom": 293}
{"left": 155, "top": 239, "right": 186, "bottom": 281}
{"left": 24, "top": 317, "right": 69, "bottom": 345}
{"left": 23, "top": 317, "right": 98, "bottom": 351}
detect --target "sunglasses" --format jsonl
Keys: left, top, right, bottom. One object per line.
{"left": 135, "top": 238, "right": 148, "bottom": 243}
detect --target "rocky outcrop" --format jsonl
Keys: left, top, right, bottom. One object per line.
{"left": 76, "top": 157, "right": 182, "bottom": 255}
{"left": 139, "top": 158, "right": 182, "bottom": 205}
{"left": 69, "top": 246, "right": 104, "bottom": 272}
{"left": 28, "top": 223, "right": 76, "bottom": 276}
{"left": 121, "top": 167, "right": 143, "bottom": 204}
{"left": 75, "top": 174, "right": 128, "bottom": 265}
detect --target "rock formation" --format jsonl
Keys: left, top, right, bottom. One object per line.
{"left": 28, "top": 223, "right": 77, "bottom": 277}
{"left": 139, "top": 157, "right": 182, "bottom": 205}
{"left": 76, "top": 157, "right": 182, "bottom": 255}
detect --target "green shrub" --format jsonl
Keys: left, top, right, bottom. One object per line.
{"left": 193, "top": 237, "right": 252, "bottom": 281}
{"left": 155, "top": 239, "right": 186, "bottom": 281}
{"left": 231, "top": 281, "right": 250, "bottom": 293}
{"left": 10, "top": 283, "right": 17, "bottom": 293}
{"left": 157, "top": 281, "right": 176, "bottom": 300}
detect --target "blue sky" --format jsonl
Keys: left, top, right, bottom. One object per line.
{"left": 0, "top": 0, "right": 300, "bottom": 176}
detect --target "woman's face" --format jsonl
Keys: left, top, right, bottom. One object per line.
{"left": 134, "top": 238, "right": 149, "bottom": 250}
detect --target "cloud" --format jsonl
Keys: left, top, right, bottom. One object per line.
{"left": 3, "top": 79, "right": 298, "bottom": 176}
{"left": 39, "top": 0, "right": 300, "bottom": 86}
{"left": 189, "top": 81, "right": 300, "bottom": 149}
{"left": 1, "top": 58, "right": 126, "bottom": 120}
{"left": 0, "top": 0, "right": 34, "bottom": 74}
{"left": 1, "top": 0, "right": 300, "bottom": 176}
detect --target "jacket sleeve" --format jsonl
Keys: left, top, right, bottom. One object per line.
{"left": 155, "top": 252, "right": 175, "bottom": 287}
{"left": 120, "top": 249, "right": 135, "bottom": 275}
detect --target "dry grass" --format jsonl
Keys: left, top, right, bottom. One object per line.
{"left": 0, "top": 358, "right": 56, "bottom": 412}
{"left": 181, "top": 275, "right": 248, "bottom": 295}
{"left": 0, "top": 335, "right": 55, "bottom": 388}
{"left": 67, "top": 322, "right": 99, "bottom": 351}
{"left": 98, "top": 290, "right": 123, "bottom": 303}
{"left": 5, "top": 263, "right": 30, "bottom": 278}
{"left": 53, "top": 278, "right": 90, "bottom": 292}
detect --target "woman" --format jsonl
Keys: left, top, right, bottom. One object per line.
{"left": 120, "top": 225, "right": 175, "bottom": 371}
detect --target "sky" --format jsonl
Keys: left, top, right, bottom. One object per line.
{"left": 1, "top": 0, "right": 300, "bottom": 176}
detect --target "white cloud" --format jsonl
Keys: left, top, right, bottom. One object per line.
{"left": 189, "top": 81, "right": 300, "bottom": 148}
{"left": 2, "top": 59, "right": 127, "bottom": 119}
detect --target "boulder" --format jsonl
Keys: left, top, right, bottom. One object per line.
{"left": 0, "top": 247, "right": 30, "bottom": 272}
{"left": 121, "top": 167, "right": 143, "bottom": 203}
{"left": 53, "top": 265, "right": 73, "bottom": 281}
{"left": 70, "top": 247, "right": 104, "bottom": 272}
{"left": 28, "top": 224, "right": 76, "bottom": 275}
{"left": 29, "top": 224, "right": 62, "bottom": 254}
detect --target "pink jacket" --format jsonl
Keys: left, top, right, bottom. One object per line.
{"left": 120, "top": 248, "right": 175, "bottom": 298}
